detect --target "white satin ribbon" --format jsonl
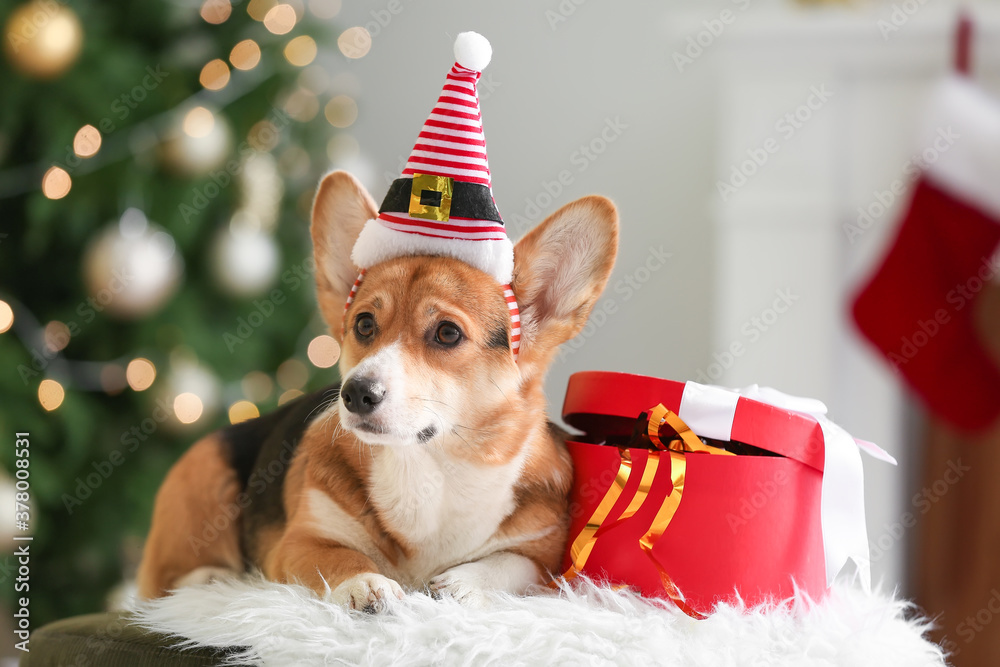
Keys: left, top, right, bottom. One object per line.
{"left": 677, "top": 381, "right": 896, "bottom": 592}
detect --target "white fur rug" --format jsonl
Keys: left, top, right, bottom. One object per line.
{"left": 130, "top": 576, "right": 946, "bottom": 667}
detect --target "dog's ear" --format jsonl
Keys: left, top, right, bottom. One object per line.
{"left": 511, "top": 196, "right": 619, "bottom": 369}
{"left": 311, "top": 171, "right": 378, "bottom": 336}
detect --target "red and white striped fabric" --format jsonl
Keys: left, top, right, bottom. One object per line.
{"left": 343, "top": 270, "right": 365, "bottom": 314}
{"left": 504, "top": 284, "right": 521, "bottom": 360}
{"left": 401, "top": 63, "right": 492, "bottom": 187}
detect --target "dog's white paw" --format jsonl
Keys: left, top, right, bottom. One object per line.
{"left": 429, "top": 563, "right": 491, "bottom": 608}
{"left": 330, "top": 572, "right": 404, "bottom": 613}
{"left": 430, "top": 553, "right": 541, "bottom": 607}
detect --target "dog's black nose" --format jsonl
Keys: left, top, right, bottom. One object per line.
{"left": 341, "top": 377, "right": 385, "bottom": 415}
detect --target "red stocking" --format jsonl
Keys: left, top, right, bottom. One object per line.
{"left": 852, "top": 75, "right": 1000, "bottom": 432}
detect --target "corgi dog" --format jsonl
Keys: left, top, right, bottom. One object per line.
{"left": 137, "top": 170, "right": 618, "bottom": 610}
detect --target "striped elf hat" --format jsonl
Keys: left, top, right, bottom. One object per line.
{"left": 348, "top": 31, "right": 520, "bottom": 360}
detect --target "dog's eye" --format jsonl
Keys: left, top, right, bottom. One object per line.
{"left": 435, "top": 322, "right": 462, "bottom": 346}
{"left": 355, "top": 314, "right": 375, "bottom": 339}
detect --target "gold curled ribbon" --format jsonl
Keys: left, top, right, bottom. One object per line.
{"left": 558, "top": 449, "right": 634, "bottom": 584}
{"left": 647, "top": 403, "right": 730, "bottom": 455}
{"left": 556, "top": 405, "right": 733, "bottom": 619}
{"left": 640, "top": 450, "right": 706, "bottom": 619}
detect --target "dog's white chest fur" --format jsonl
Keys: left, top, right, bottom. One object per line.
{"left": 307, "top": 444, "right": 525, "bottom": 587}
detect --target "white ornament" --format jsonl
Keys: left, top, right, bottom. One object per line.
{"left": 211, "top": 225, "right": 280, "bottom": 297}
{"left": 161, "top": 108, "right": 232, "bottom": 176}
{"left": 82, "top": 209, "right": 183, "bottom": 318}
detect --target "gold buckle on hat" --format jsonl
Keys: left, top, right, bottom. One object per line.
{"left": 409, "top": 173, "right": 454, "bottom": 222}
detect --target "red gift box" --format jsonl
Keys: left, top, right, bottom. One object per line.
{"left": 557, "top": 372, "right": 894, "bottom": 617}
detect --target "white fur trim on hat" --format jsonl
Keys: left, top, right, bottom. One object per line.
{"left": 351, "top": 219, "right": 514, "bottom": 284}
{"left": 920, "top": 74, "right": 1000, "bottom": 220}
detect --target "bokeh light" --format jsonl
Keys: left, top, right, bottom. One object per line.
{"left": 0, "top": 301, "right": 12, "bottom": 334}
{"left": 173, "top": 392, "right": 204, "bottom": 424}
{"left": 230, "top": 39, "right": 261, "bottom": 71}
{"left": 241, "top": 371, "right": 274, "bottom": 402}
{"left": 284, "top": 88, "right": 319, "bottom": 122}
{"left": 38, "top": 379, "right": 65, "bottom": 411}
{"left": 228, "top": 400, "right": 260, "bottom": 424}
{"left": 200, "top": 0, "right": 231, "bottom": 24}
{"left": 284, "top": 35, "right": 317, "bottom": 67}
{"left": 307, "top": 335, "right": 340, "bottom": 368}
{"left": 126, "top": 358, "right": 157, "bottom": 391}
{"left": 73, "top": 124, "right": 101, "bottom": 158}
{"left": 263, "top": 4, "right": 296, "bottom": 34}
{"left": 199, "top": 59, "right": 231, "bottom": 91}
{"left": 277, "top": 388, "right": 304, "bottom": 405}
{"left": 44, "top": 321, "right": 70, "bottom": 353}
{"left": 324, "top": 95, "right": 357, "bottom": 128}
{"left": 337, "top": 27, "right": 371, "bottom": 59}
{"left": 277, "top": 359, "right": 308, "bottom": 390}
{"left": 41, "top": 166, "right": 71, "bottom": 199}
{"left": 183, "top": 106, "right": 215, "bottom": 138}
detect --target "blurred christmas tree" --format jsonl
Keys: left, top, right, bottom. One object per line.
{"left": 0, "top": 0, "right": 361, "bottom": 625}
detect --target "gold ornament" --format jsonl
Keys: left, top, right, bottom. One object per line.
{"left": 3, "top": 1, "right": 83, "bottom": 79}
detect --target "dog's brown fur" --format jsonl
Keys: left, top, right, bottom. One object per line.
{"left": 137, "top": 436, "right": 243, "bottom": 598}
{"left": 138, "top": 171, "right": 618, "bottom": 608}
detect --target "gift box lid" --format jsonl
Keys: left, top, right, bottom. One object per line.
{"left": 563, "top": 371, "right": 831, "bottom": 473}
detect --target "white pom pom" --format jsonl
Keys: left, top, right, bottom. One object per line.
{"left": 454, "top": 31, "right": 492, "bottom": 71}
